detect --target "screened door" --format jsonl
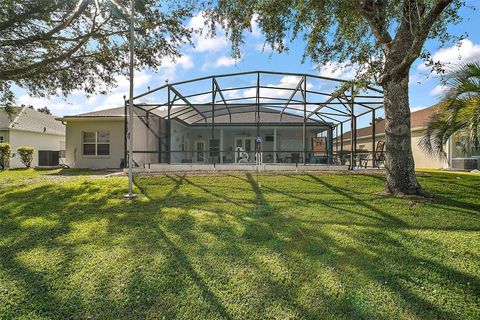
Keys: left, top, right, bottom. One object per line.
{"left": 38, "top": 151, "right": 60, "bottom": 166}
{"left": 195, "top": 141, "right": 205, "bottom": 162}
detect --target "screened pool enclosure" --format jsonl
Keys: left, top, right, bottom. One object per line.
{"left": 125, "top": 71, "right": 384, "bottom": 169}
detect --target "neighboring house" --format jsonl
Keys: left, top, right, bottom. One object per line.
{"left": 58, "top": 107, "right": 126, "bottom": 169}
{"left": 335, "top": 105, "right": 453, "bottom": 169}
{"left": 59, "top": 106, "right": 333, "bottom": 169}
{"left": 0, "top": 106, "right": 65, "bottom": 168}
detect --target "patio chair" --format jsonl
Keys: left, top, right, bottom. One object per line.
{"left": 275, "top": 153, "right": 284, "bottom": 163}
{"left": 235, "top": 147, "right": 249, "bottom": 163}
{"left": 359, "top": 141, "right": 385, "bottom": 168}
{"left": 291, "top": 152, "right": 300, "bottom": 163}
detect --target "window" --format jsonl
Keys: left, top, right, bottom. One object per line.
{"left": 0, "top": 136, "right": 4, "bottom": 143}
{"left": 82, "top": 131, "right": 110, "bottom": 156}
{"left": 209, "top": 139, "right": 220, "bottom": 157}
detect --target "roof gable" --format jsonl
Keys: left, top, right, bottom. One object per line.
{"left": 1, "top": 106, "right": 65, "bottom": 135}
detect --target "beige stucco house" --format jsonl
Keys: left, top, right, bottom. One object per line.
{"left": 335, "top": 106, "right": 452, "bottom": 169}
{"left": 0, "top": 106, "right": 65, "bottom": 168}
{"left": 58, "top": 107, "right": 126, "bottom": 169}
{"left": 59, "top": 106, "right": 331, "bottom": 169}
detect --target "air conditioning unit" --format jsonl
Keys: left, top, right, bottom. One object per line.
{"left": 451, "top": 158, "right": 479, "bottom": 170}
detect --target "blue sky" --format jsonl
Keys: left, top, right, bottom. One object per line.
{"left": 13, "top": 2, "right": 480, "bottom": 120}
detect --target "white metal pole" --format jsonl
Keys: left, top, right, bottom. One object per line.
{"left": 125, "top": 0, "right": 136, "bottom": 199}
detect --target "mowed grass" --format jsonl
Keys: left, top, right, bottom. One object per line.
{"left": 0, "top": 169, "right": 479, "bottom": 319}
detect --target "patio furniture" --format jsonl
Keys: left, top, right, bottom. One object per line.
{"left": 359, "top": 141, "right": 385, "bottom": 168}
{"left": 275, "top": 153, "right": 284, "bottom": 163}
{"left": 235, "top": 147, "right": 249, "bottom": 163}
{"left": 291, "top": 153, "right": 300, "bottom": 163}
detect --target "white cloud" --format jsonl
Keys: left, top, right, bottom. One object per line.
{"left": 418, "top": 39, "right": 480, "bottom": 72}
{"left": 410, "top": 105, "right": 430, "bottom": 112}
{"left": 17, "top": 95, "right": 82, "bottom": 114}
{"left": 429, "top": 84, "right": 448, "bottom": 97}
{"left": 317, "top": 61, "right": 357, "bottom": 80}
{"left": 255, "top": 39, "right": 286, "bottom": 53}
{"left": 222, "top": 76, "right": 313, "bottom": 106}
{"left": 157, "top": 55, "right": 194, "bottom": 82}
{"left": 188, "top": 12, "right": 229, "bottom": 53}
{"left": 215, "top": 56, "right": 237, "bottom": 67}
{"left": 113, "top": 70, "right": 152, "bottom": 91}
{"left": 202, "top": 56, "right": 237, "bottom": 70}
{"left": 250, "top": 14, "right": 261, "bottom": 38}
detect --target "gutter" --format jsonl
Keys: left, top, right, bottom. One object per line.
{"left": 8, "top": 127, "right": 65, "bottom": 136}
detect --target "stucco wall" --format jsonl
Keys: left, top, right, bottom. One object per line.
{"left": 411, "top": 130, "right": 448, "bottom": 169}
{"left": 0, "top": 130, "right": 9, "bottom": 144}
{"left": 336, "top": 129, "right": 448, "bottom": 169}
{"left": 65, "top": 120, "right": 124, "bottom": 169}
{"left": 8, "top": 129, "right": 65, "bottom": 168}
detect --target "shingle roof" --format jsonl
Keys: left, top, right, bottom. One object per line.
{"left": 152, "top": 106, "right": 329, "bottom": 125}
{"left": 0, "top": 106, "right": 65, "bottom": 135}
{"left": 337, "top": 105, "right": 439, "bottom": 141}
{"left": 63, "top": 105, "right": 331, "bottom": 126}
{"left": 0, "top": 107, "right": 22, "bottom": 129}
{"left": 62, "top": 107, "right": 125, "bottom": 118}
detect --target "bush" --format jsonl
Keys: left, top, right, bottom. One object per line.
{"left": 17, "top": 146, "right": 34, "bottom": 168}
{"left": 0, "top": 143, "right": 11, "bottom": 170}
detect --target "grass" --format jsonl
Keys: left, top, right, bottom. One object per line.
{"left": 0, "top": 169, "right": 479, "bottom": 319}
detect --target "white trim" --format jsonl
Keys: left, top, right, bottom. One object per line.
{"left": 59, "top": 117, "right": 124, "bottom": 122}
{"left": 219, "top": 128, "right": 224, "bottom": 164}
{"left": 82, "top": 130, "right": 111, "bottom": 156}
{"left": 8, "top": 127, "right": 65, "bottom": 136}
{"left": 194, "top": 140, "right": 206, "bottom": 163}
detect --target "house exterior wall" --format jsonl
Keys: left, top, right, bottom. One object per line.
{"left": 168, "top": 121, "right": 322, "bottom": 164}
{"left": 8, "top": 129, "right": 65, "bottom": 168}
{"left": 337, "top": 128, "right": 448, "bottom": 169}
{"left": 0, "top": 129, "right": 9, "bottom": 144}
{"left": 65, "top": 120, "right": 124, "bottom": 169}
{"left": 410, "top": 130, "right": 448, "bottom": 169}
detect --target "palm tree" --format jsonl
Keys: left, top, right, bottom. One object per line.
{"left": 420, "top": 62, "right": 480, "bottom": 158}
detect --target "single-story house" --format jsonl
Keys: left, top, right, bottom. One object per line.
{"left": 58, "top": 106, "right": 333, "bottom": 169}
{"left": 0, "top": 106, "right": 65, "bottom": 168}
{"left": 335, "top": 105, "right": 479, "bottom": 170}
{"left": 58, "top": 71, "right": 386, "bottom": 170}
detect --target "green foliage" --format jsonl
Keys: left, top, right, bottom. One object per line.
{"left": 209, "top": 0, "right": 466, "bottom": 81}
{"left": 420, "top": 62, "right": 480, "bottom": 157}
{"left": 17, "top": 146, "right": 34, "bottom": 168}
{"left": 0, "top": 142, "right": 11, "bottom": 169}
{"left": 36, "top": 107, "right": 51, "bottom": 115}
{"left": 0, "top": 169, "right": 479, "bottom": 319}
{"left": 0, "top": 0, "right": 199, "bottom": 102}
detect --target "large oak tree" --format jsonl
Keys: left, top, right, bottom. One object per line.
{"left": 207, "top": 0, "right": 467, "bottom": 195}
{"left": 0, "top": 0, "right": 196, "bottom": 101}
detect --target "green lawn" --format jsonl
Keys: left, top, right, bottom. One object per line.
{"left": 0, "top": 169, "right": 479, "bottom": 319}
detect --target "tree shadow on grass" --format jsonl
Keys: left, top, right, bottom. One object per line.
{"left": 1, "top": 174, "right": 479, "bottom": 319}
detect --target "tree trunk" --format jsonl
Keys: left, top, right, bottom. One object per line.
{"left": 382, "top": 73, "right": 424, "bottom": 195}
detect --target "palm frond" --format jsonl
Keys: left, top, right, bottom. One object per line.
{"left": 420, "top": 62, "right": 480, "bottom": 158}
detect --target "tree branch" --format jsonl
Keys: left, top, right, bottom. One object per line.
{"left": 0, "top": 6, "right": 100, "bottom": 81}
{"left": 0, "top": 1, "right": 68, "bottom": 32}
{"left": 352, "top": 0, "right": 393, "bottom": 53}
{"left": 382, "top": 0, "right": 454, "bottom": 82}
{"left": 1, "top": 0, "right": 90, "bottom": 46}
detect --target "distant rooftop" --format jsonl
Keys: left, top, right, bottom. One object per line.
{"left": 0, "top": 106, "right": 65, "bottom": 135}
{"left": 61, "top": 107, "right": 125, "bottom": 119}
{"left": 336, "top": 105, "right": 439, "bottom": 141}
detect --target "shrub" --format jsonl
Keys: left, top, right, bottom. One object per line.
{"left": 17, "top": 146, "right": 34, "bottom": 168}
{"left": 0, "top": 143, "right": 11, "bottom": 170}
